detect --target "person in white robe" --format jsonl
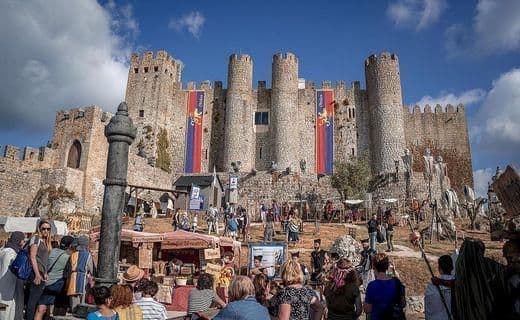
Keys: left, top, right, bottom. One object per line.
{"left": 0, "top": 231, "right": 26, "bottom": 320}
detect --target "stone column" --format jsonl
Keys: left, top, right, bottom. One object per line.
{"left": 96, "top": 102, "right": 136, "bottom": 287}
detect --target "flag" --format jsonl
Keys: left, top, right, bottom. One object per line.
{"left": 185, "top": 90, "right": 205, "bottom": 173}
{"left": 316, "top": 90, "right": 334, "bottom": 175}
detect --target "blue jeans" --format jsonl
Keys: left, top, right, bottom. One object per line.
{"left": 369, "top": 232, "right": 377, "bottom": 251}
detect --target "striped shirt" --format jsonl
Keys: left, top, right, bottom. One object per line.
{"left": 134, "top": 297, "right": 167, "bottom": 320}
{"left": 187, "top": 288, "right": 217, "bottom": 314}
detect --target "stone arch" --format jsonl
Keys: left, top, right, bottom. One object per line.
{"left": 67, "top": 140, "right": 82, "bottom": 169}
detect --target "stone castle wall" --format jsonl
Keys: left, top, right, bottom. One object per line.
{"left": 404, "top": 104, "right": 474, "bottom": 194}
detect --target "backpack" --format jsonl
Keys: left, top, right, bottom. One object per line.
{"left": 9, "top": 248, "right": 33, "bottom": 280}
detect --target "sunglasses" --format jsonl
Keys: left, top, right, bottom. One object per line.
{"left": 41, "top": 227, "right": 51, "bottom": 231}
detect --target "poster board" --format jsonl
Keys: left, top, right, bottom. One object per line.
{"left": 138, "top": 244, "right": 153, "bottom": 269}
{"left": 204, "top": 248, "right": 221, "bottom": 260}
{"left": 249, "top": 243, "right": 286, "bottom": 279}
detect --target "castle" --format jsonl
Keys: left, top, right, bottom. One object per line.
{"left": 0, "top": 50, "right": 473, "bottom": 216}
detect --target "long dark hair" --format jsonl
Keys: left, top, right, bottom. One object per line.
{"left": 253, "top": 273, "right": 269, "bottom": 305}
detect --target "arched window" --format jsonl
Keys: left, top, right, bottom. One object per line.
{"left": 67, "top": 140, "right": 82, "bottom": 169}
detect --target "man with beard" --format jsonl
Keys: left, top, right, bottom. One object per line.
{"left": 311, "top": 239, "right": 327, "bottom": 282}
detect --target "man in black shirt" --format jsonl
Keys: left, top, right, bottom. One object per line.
{"left": 385, "top": 210, "right": 396, "bottom": 252}
{"left": 310, "top": 239, "right": 326, "bottom": 282}
{"left": 367, "top": 214, "right": 379, "bottom": 251}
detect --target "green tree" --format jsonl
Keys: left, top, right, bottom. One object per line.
{"left": 156, "top": 128, "right": 171, "bottom": 173}
{"left": 331, "top": 154, "right": 371, "bottom": 200}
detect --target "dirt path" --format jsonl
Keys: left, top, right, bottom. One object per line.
{"left": 387, "top": 244, "right": 439, "bottom": 261}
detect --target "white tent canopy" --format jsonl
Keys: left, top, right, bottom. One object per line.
{"left": 344, "top": 200, "right": 364, "bottom": 205}
{"left": 382, "top": 198, "right": 398, "bottom": 203}
{"left": 0, "top": 217, "right": 68, "bottom": 235}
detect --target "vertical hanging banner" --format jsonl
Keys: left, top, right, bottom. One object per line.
{"left": 316, "top": 89, "right": 334, "bottom": 175}
{"left": 185, "top": 90, "right": 205, "bottom": 173}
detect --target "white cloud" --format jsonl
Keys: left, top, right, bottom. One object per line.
{"left": 473, "top": 168, "right": 493, "bottom": 198}
{"left": 415, "top": 89, "right": 486, "bottom": 107}
{"left": 445, "top": 0, "right": 520, "bottom": 56}
{"left": 0, "top": 0, "right": 135, "bottom": 133}
{"left": 168, "top": 11, "right": 205, "bottom": 38}
{"left": 474, "top": 0, "right": 520, "bottom": 52}
{"left": 387, "top": 0, "right": 446, "bottom": 30}
{"left": 472, "top": 68, "right": 520, "bottom": 150}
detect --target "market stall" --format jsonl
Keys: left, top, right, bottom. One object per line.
{"left": 89, "top": 229, "right": 163, "bottom": 275}
{"left": 159, "top": 230, "right": 241, "bottom": 312}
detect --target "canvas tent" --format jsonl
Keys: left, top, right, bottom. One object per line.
{"left": 0, "top": 216, "right": 68, "bottom": 235}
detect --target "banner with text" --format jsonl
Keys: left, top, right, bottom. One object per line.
{"left": 185, "top": 90, "right": 205, "bottom": 173}
{"left": 316, "top": 89, "right": 334, "bottom": 175}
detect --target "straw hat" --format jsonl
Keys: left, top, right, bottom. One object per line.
{"left": 122, "top": 265, "right": 144, "bottom": 282}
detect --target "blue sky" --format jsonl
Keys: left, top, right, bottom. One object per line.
{"left": 0, "top": 0, "right": 519, "bottom": 196}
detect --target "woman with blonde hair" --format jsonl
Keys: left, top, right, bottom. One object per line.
{"left": 324, "top": 258, "right": 362, "bottom": 320}
{"left": 271, "top": 260, "right": 324, "bottom": 320}
{"left": 213, "top": 276, "right": 270, "bottom": 320}
{"left": 110, "top": 284, "right": 143, "bottom": 320}
{"left": 26, "top": 220, "right": 53, "bottom": 320}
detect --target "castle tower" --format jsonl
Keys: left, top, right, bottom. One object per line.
{"left": 364, "top": 52, "right": 406, "bottom": 174}
{"left": 271, "top": 52, "right": 299, "bottom": 171}
{"left": 222, "top": 54, "right": 255, "bottom": 172}
{"left": 125, "top": 51, "right": 181, "bottom": 165}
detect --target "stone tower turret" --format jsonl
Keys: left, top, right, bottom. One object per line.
{"left": 222, "top": 54, "right": 255, "bottom": 172}
{"left": 271, "top": 52, "right": 299, "bottom": 171}
{"left": 125, "top": 51, "right": 182, "bottom": 165}
{"left": 365, "top": 52, "right": 406, "bottom": 174}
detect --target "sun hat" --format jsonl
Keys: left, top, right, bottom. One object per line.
{"left": 122, "top": 265, "right": 145, "bottom": 282}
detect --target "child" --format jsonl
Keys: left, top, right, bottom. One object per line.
{"left": 134, "top": 280, "right": 168, "bottom": 320}
{"left": 227, "top": 215, "right": 238, "bottom": 239}
{"left": 86, "top": 287, "right": 118, "bottom": 320}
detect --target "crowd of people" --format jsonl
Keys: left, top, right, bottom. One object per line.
{"left": 0, "top": 220, "right": 98, "bottom": 319}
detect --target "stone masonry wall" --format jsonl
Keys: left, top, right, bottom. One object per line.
{"left": 125, "top": 51, "right": 180, "bottom": 168}
{"left": 333, "top": 81, "right": 357, "bottom": 164}
{"left": 220, "top": 171, "right": 340, "bottom": 219}
{"left": 365, "top": 52, "right": 406, "bottom": 174}
{"left": 254, "top": 81, "right": 272, "bottom": 171}
{"left": 404, "top": 104, "right": 473, "bottom": 195}
{"left": 0, "top": 158, "right": 43, "bottom": 216}
{"left": 297, "top": 82, "right": 317, "bottom": 175}
{"left": 271, "top": 52, "right": 300, "bottom": 171}
{"left": 209, "top": 82, "right": 226, "bottom": 172}
{"left": 223, "top": 54, "right": 255, "bottom": 172}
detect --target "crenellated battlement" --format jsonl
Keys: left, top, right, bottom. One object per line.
{"left": 0, "top": 144, "right": 53, "bottom": 165}
{"left": 129, "top": 51, "right": 181, "bottom": 82}
{"left": 55, "top": 105, "right": 105, "bottom": 123}
{"left": 406, "top": 104, "right": 466, "bottom": 114}
{"left": 335, "top": 80, "right": 346, "bottom": 89}
{"left": 272, "top": 52, "right": 298, "bottom": 63}
{"left": 364, "top": 52, "right": 399, "bottom": 66}
{"left": 258, "top": 81, "right": 267, "bottom": 90}
{"left": 321, "top": 80, "right": 332, "bottom": 89}
{"left": 131, "top": 50, "right": 178, "bottom": 68}
{"left": 229, "top": 53, "right": 252, "bottom": 63}
{"left": 183, "top": 81, "right": 214, "bottom": 91}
